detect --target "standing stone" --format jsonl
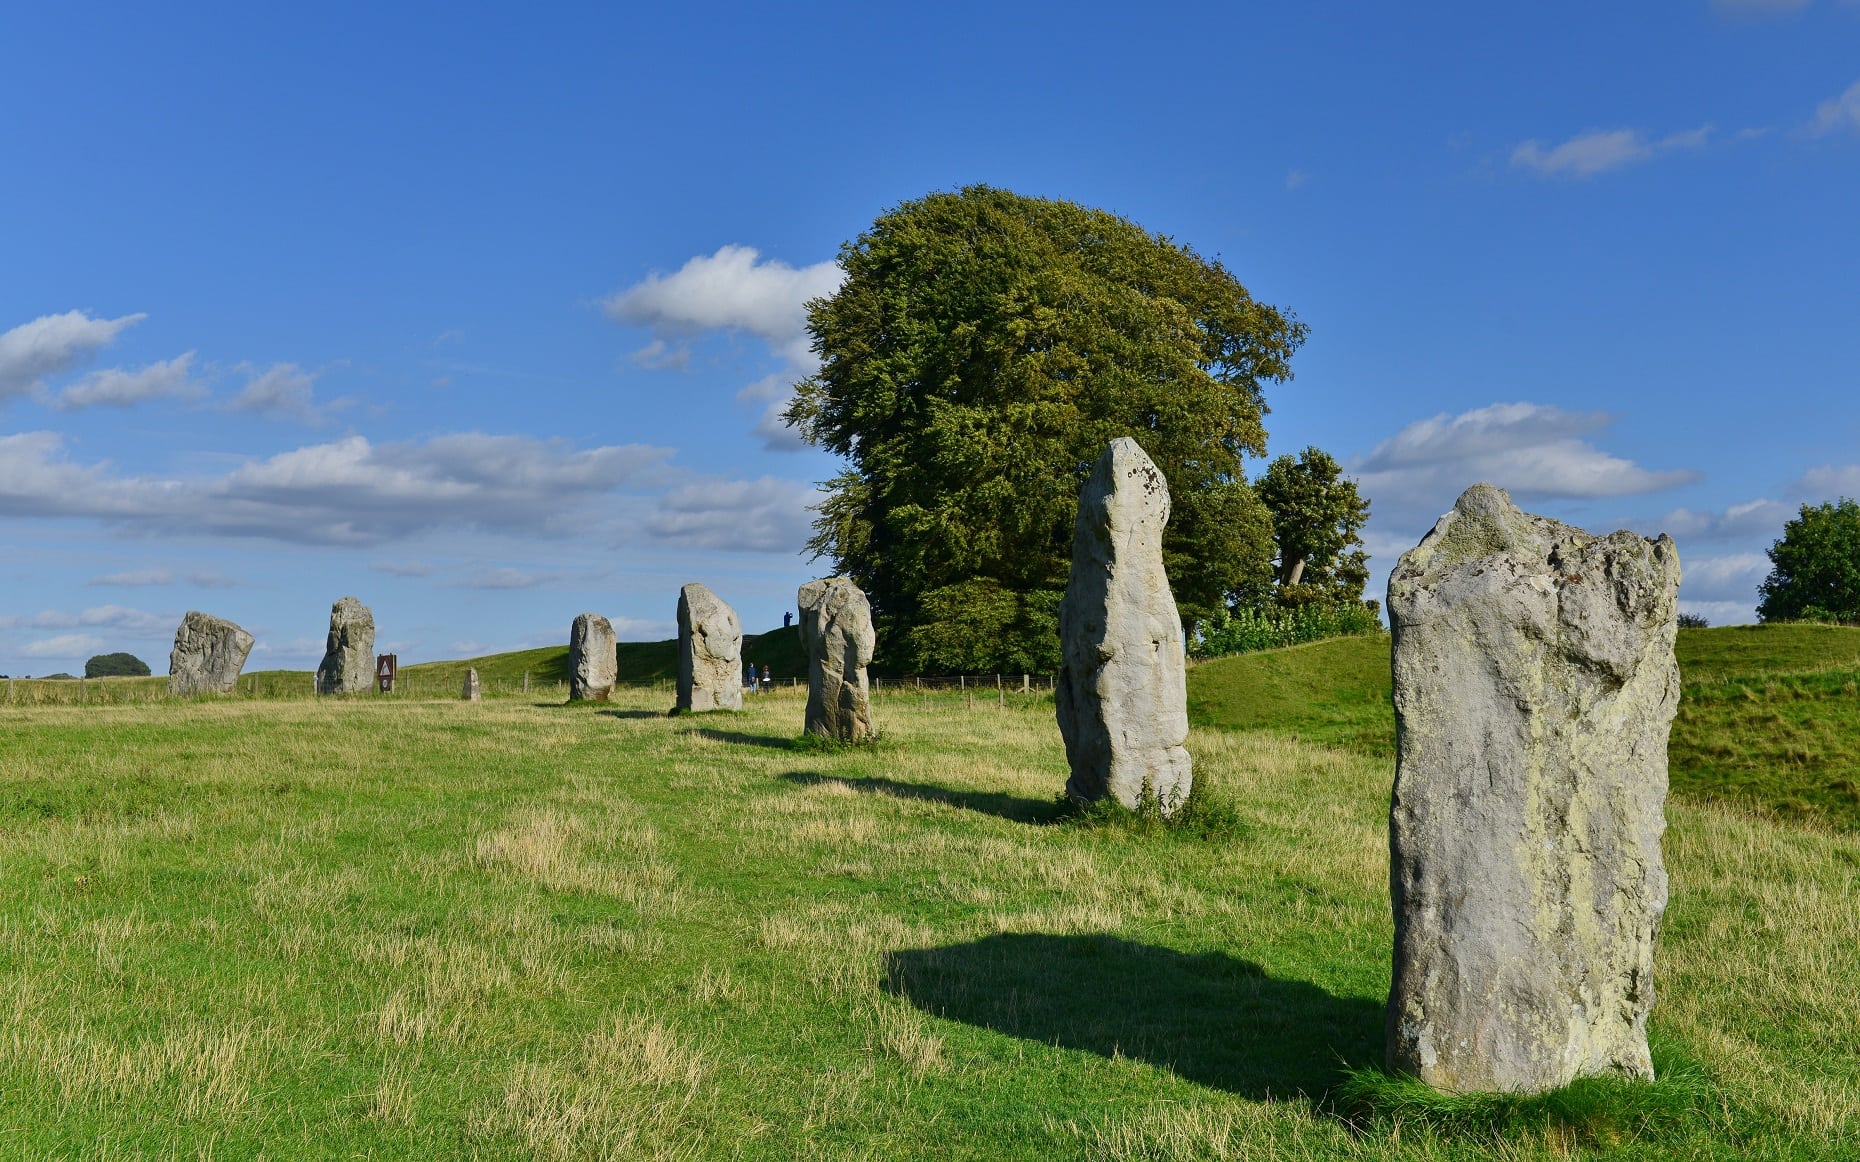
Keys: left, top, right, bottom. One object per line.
{"left": 462, "top": 667, "right": 481, "bottom": 702}
{"left": 798, "top": 577, "right": 875, "bottom": 741}
{"left": 1055, "top": 438, "right": 1192, "bottom": 814}
{"left": 166, "top": 611, "right": 255, "bottom": 696}
{"left": 569, "top": 613, "right": 618, "bottom": 701}
{"left": 676, "top": 583, "right": 743, "bottom": 713}
{"left": 315, "top": 597, "right": 375, "bottom": 695}
{"left": 1386, "top": 483, "right": 1681, "bottom": 1095}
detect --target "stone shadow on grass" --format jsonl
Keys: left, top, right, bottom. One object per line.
{"left": 597, "top": 708, "right": 666, "bottom": 719}
{"left": 688, "top": 728, "right": 795, "bottom": 750}
{"left": 884, "top": 933, "right": 1381, "bottom": 1101}
{"left": 780, "top": 772, "right": 1065, "bottom": 824}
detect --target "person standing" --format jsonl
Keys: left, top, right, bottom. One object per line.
{"left": 744, "top": 660, "right": 757, "bottom": 693}
{"left": 760, "top": 664, "right": 772, "bottom": 692}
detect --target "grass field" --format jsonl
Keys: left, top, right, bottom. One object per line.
{"left": 2, "top": 669, "right": 1859, "bottom": 1159}
{"left": 1190, "top": 623, "right": 1860, "bottom": 830}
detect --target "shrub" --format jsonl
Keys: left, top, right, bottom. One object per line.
{"left": 1189, "top": 603, "right": 1382, "bottom": 659}
{"left": 1677, "top": 613, "right": 1710, "bottom": 629}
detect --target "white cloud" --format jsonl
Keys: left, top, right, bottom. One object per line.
{"left": 1807, "top": 81, "right": 1860, "bottom": 137}
{"left": 644, "top": 476, "right": 817, "bottom": 553}
{"left": 50, "top": 352, "right": 204, "bottom": 411}
{"left": 737, "top": 373, "right": 807, "bottom": 452}
{"left": 447, "top": 567, "right": 555, "bottom": 590}
{"left": 604, "top": 245, "right": 841, "bottom": 367}
{"left": 21, "top": 634, "right": 108, "bottom": 659}
{"left": 1656, "top": 497, "right": 1794, "bottom": 541}
{"left": 1797, "top": 463, "right": 1860, "bottom": 495}
{"left": 0, "top": 310, "right": 146, "bottom": 399}
{"left": 606, "top": 246, "right": 840, "bottom": 451}
{"left": 1679, "top": 599, "right": 1758, "bottom": 626}
{"left": 187, "top": 571, "right": 238, "bottom": 588}
{"left": 1713, "top": 0, "right": 1810, "bottom": 14}
{"left": 88, "top": 569, "right": 177, "bottom": 587}
{"left": 229, "top": 362, "right": 324, "bottom": 423}
{"left": 1351, "top": 402, "right": 1698, "bottom": 523}
{"left": 0, "top": 605, "right": 173, "bottom": 636}
{"left": 371, "top": 560, "right": 434, "bottom": 577}
{"left": 628, "top": 338, "right": 690, "bottom": 371}
{"left": 1680, "top": 552, "right": 1771, "bottom": 601}
{"left": 0, "top": 430, "right": 675, "bottom": 546}
{"left": 1511, "top": 126, "right": 1712, "bottom": 177}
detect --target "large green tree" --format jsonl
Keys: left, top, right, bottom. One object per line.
{"left": 1757, "top": 498, "right": 1860, "bottom": 623}
{"left": 786, "top": 185, "right": 1305, "bottom": 673}
{"left": 84, "top": 652, "right": 150, "bottom": 678}
{"left": 1253, "top": 446, "right": 1372, "bottom": 610}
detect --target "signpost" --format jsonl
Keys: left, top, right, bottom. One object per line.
{"left": 376, "top": 653, "right": 398, "bottom": 694}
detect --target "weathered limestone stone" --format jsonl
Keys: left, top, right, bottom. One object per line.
{"left": 1386, "top": 483, "right": 1681, "bottom": 1095}
{"left": 569, "top": 612, "right": 617, "bottom": 701}
{"left": 462, "top": 667, "right": 481, "bottom": 702}
{"left": 1055, "top": 438, "right": 1192, "bottom": 814}
{"left": 315, "top": 596, "right": 375, "bottom": 695}
{"left": 798, "top": 577, "right": 875, "bottom": 741}
{"left": 676, "top": 583, "right": 743, "bottom": 713}
{"left": 166, "top": 611, "right": 254, "bottom": 696}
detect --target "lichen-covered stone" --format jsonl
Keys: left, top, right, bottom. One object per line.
{"left": 462, "top": 667, "right": 481, "bottom": 702}
{"left": 677, "top": 583, "right": 743, "bottom": 713}
{"left": 1055, "top": 438, "right": 1192, "bottom": 814}
{"left": 798, "top": 577, "right": 874, "bottom": 741}
{"left": 1386, "top": 483, "right": 1680, "bottom": 1095}
{"left": 166, "top": 611, "right": 254, "bottom": 696}
{"left": 569, "top": 613, "right": 618, "bottom": 701}
{"left": 315, "top": 597, "right": 375, "bottom": 695}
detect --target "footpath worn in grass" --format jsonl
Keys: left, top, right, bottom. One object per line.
{"left": 2, "top": 689, "right": 1858, "bottom": 1157}
{"left": 1191, "top": 623, "right": 1860, "bottom": 830}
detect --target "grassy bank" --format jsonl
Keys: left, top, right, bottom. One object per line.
{"left": 1189, "top": 623, "right": 1860, "bottom": 830}
{"left": 1, "top": 687, "right": 1856, "bottom": 1157}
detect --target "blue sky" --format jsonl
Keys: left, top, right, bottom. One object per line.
{"left": 2, "top": 1, "right": 1857, "bottom": 674}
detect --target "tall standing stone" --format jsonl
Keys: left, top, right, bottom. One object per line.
{"left": 166, "top": 611, "right": 255, "bottom": 696}
{"left": 676, "top": 583, "right": 743, "bottom": 713}
{"left": 798, "top": 577, "right": 875, "bottom": 741}
{"left": 569, "top": 613, "right": 618, "bottom": 702}
{"left": 316, "top": 597, "right": 375, "bottom": 695}
{"left": 462, "top": 667, "right": 481, "bottom": 702}
{"left": 1386, "top": 483, "right": 1681, "bottom": 1095}
{"left": 1056, "top": 438, "right": 1192, "bottom": 814}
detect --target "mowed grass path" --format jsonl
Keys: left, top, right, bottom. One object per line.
{"left": 3, "top": 689, "right": 1859, "bottom": 1158}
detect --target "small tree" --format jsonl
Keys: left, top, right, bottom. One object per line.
{"left": 1253, "top": 447, "right": 1372, "bottom": 609}
{"left": 85, "top": 652, "right": 151, "bottom": 678}
{"left": 1757, "top": 498, "right": 1860, "bottom": 624}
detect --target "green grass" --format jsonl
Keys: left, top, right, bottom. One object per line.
{"left": 1189, "top": 624, "right": 1860, "bottom": 831}
{"left": 4, "top": 625, "right": 1859, "bottom": 1156}
{"left": 398, "top": 627, "right": 811, "bottom": 697}
{"left": 1187, "top": 635, "right": 1396, "bottom": 756}
{"left": 5, "top": 690, "right": 1859, "bottom": 1157}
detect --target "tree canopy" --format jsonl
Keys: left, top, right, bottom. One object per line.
{"left": 1757, "top": 498, "right": 1860, "bottom": 624}
{"left": 84, "top": 652, "right": 150, "bottom": 678}
{"left": 786, "top": 185, "right": 1306, "bottom": 673}
{"left": 1254, "top": 446, "right": 1372, "bottom": 611}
